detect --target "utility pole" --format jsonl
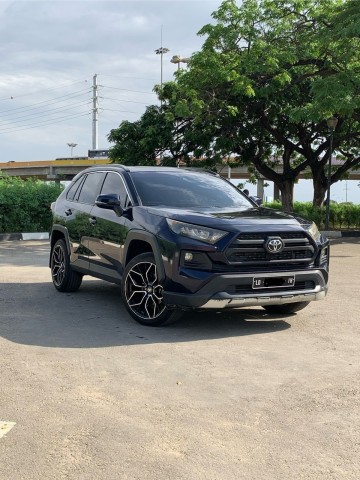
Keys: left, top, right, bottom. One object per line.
{"left": 92, "top": 74, "right": 98, "bottom": 150}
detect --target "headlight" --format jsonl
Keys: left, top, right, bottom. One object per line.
{"left": 307, "top": 222, "right": 321, "bottom": 242}
{"left": 166, "top": 219, "right": 228, "bottom": 244}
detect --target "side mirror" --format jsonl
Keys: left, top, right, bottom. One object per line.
{"left": 95, "top": 193, "right": 123, "bottom": 216}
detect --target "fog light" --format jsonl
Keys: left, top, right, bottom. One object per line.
{"left": 320, "top": 247, "right": 328, "bottom": 264}
{"left": 180, "top": 251, "right": 212, "bottom": 270}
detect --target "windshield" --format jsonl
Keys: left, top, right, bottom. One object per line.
{"left": 131, "top": 171, "right": 254, "bottom": 209}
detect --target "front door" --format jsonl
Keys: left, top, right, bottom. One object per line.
{"left": 88, "top": 172, "right": 132, "bottom": 283}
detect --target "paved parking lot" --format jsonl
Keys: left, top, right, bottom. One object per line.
{"left": 0, "top": 239, "right": 359, "bottom": 480}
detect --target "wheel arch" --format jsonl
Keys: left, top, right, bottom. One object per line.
{"left": 124, "top": 231, "right": 165, "bottom": 282}
{"left": 49, "top": 225, "right": 71, "bottom": 267}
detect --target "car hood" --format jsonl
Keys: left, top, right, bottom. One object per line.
{"left": 143, "top": 206, "right": 310, "bottom": 228}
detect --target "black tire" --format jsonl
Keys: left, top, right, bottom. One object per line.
{"left": 50, "top": 238, "right": 83, "bottom": 292}
{"left": 121, "top": 252, "right": 182, "bottom": 326}
{"left": 263, "top": 301, "right": 310, "bottom": 315}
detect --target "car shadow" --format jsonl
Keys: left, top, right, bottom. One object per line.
{"left": 0, "top": 280, "right": 291, "bottom": 348}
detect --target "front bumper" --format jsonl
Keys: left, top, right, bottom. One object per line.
{"left": 163, "top": 269, "right": 328, "bottom": 310}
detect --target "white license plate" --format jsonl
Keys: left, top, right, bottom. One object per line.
{"left": 252, "top": 275, "right": 295, "bottom": 289}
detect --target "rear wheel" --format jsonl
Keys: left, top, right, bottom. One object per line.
{"left": 51, "top": 238, "right": 83, "bottom": 292}
{"left": 263, "top": 301, "right": 310, "bottom": 315}
{"left": 122, "top": 253, "right": 182, "bottom": 326}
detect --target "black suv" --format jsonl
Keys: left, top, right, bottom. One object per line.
{"left": 50, "top": 166, "right": 329, "bottom": 326}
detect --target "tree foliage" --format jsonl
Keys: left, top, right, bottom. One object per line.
{"left": 108, "top": 0, "right": 360, "bottom": 210}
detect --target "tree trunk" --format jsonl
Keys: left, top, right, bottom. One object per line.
{"left": 312, "top": 169, "right": 327, "bottom": 207}
{"left": 278, "top": 180, "right": 294, "bottom": 212}
{"left": 273, "top": 183, "right": 281, "bottom": 201}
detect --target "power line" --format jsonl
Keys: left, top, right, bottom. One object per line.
{"left": 0, "top": 88, "right": 92, "bottom": 114}
{"left": 100, "top": 84, "right": 156, "bottom": 95}
{"left": 100, "top": 107, "right": 142, "bottom": 115}
{"left": 0, "top": 75, "right": 152, "bottom": 139}
{"left": 98, "top": 73, "right": 157, "bottom": 82}
{"left": 0, "top": 100, "right": 92, "bottom": 125}
{"left": 100, "top": 96, "right": 150, "bottom": 105}
{"left": 0, "top": 79, "right": 90, "bottom": 102}
{"left": 0, "top": 111, "right": 91, "bottom": 135}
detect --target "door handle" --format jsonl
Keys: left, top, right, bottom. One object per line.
{"left": 65, "top": 208, "right": 72, "bottom": 216}
{"left": 89, "top": 217, "right": 97, "bottom": 226}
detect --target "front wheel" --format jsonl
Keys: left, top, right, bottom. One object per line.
{"left": 51, "top": 238, "right": 83, "bottom": 292}
{"left": 263, "top": 301, "right": 310, "bottom": 315}
{"left": 121, "top": 253, "right": 182, "bottom": 326}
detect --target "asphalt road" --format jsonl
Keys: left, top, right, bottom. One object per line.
{"left": 0, "top": 240, "right": 359, "bottom": 480}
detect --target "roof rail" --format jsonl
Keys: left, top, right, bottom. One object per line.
{"left": 183, "top": 167, "right": 219, "bottom": 176}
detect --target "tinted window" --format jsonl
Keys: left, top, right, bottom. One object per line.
{"left": 78, "top": 173, "right": 102, "bottom": 205}
{"left": 100, "top": 172, "right": 130, "bottom": 208}
{"left": 66, "top": 175, "right": 85, "bottom": 201}
{"left": 131, "top": 171, "right": 253, "bottom": 208}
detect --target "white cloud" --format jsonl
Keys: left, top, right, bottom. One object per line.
{"left": 0, "top": 0, "right": 219, "bottom": 161}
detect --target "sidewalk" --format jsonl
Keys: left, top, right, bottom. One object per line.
{"left": 0, "top": 232, "right": 49, "bottom": 241}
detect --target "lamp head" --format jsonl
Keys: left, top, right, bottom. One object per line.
{"left": 171, "top": 55, "right": 190, "bottom": 64}
{"left": 326, "top": 117, "right": 338, "bottom": 131}
{"left": 171, "top": 55, "right": 181, "bottom": 64}
{"left": 155, "top": 47, "right": 169, "bottom": 55}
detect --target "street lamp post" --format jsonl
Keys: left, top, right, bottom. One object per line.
{"left": 325, "top": 117, "right": 338, "bottom": 230}
{"left": 155, "top": 46, "right": 169, "bottom": 109}
{"left": 67, "top": 142, "right": 78, "bottom": 158}
{"left": 169, "top": 55, "right": 190, "bottom": 169}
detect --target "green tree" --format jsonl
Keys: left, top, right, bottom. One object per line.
{"left": 108, "top": 0, "right": 360, "bottom": 211}
{"left": 108, "top": 105, "right": 176, "bottom": 166}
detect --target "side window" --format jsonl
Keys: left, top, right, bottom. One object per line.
{"left": 100, "top": 172, "right": 131, "bottom": 208}
{"left": 77, "top": 173, "right": 103, "bottom": 205}
{"left": 66, "top": 175, "right": 85, "bottom": 202}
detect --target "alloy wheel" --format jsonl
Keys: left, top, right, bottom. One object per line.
{"left": 51, "top": 244, "right": 66, "bottom": 287}
{"left": 124, "top": 261, "right": 166, "bottom": 320}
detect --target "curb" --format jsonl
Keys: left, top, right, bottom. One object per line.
{"left": 321, "top": 230, "right": 360, "bottom": 238}
{"left": 0, "top": 232, "right": 49, "bottom": 242}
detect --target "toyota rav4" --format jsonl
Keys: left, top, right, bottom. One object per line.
{"left": 49, "top": 166, "right": 329, "bottom": 326}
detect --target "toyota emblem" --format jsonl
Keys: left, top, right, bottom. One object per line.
{"left": 265, "top": 237, "right": 284, "bottom": 254}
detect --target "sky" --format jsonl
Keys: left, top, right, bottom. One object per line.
{"left": 0, "top": 0, "right": 359, "bottom": 203}
{"left": 0, "top": 0, "right": 218, "bottom": 162}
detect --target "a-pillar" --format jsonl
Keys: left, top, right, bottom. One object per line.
{"left": 257, "top": 178, "right": 264, "bottom": 199}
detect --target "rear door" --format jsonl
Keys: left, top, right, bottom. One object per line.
{"left": 65, "top": 171, "right": 105, "bottom": 271}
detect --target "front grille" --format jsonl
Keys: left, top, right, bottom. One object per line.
{"left": 226, "top": 280, "right": 315, "bottom": 295}
{"left": 225, "top": 232, "right": 315, "bottom": 267}
{"left": 228, "top": 250, "right": 313, "bottom": 262}
{"left": 236, "top": 232, "right": 305, "bottom": 240}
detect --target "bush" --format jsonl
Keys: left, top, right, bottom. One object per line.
{"left": 0, "top": 176, "right": 62, "bottom": 233}
{"left": 264, "top": 201, "right": 360, "bottom": 230}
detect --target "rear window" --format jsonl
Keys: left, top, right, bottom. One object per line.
{"left": 131, "top": 171, "right": 252, "bottom": 209}
{"left": 66, "top": 175, "right": 85, "bottom": 202}
{"left": 78, "top": 173, "right": 103, "bottom": 205}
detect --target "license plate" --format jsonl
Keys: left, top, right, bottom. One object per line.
{"left": 252, "top": 275, "right": 295, "bottom": 289}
